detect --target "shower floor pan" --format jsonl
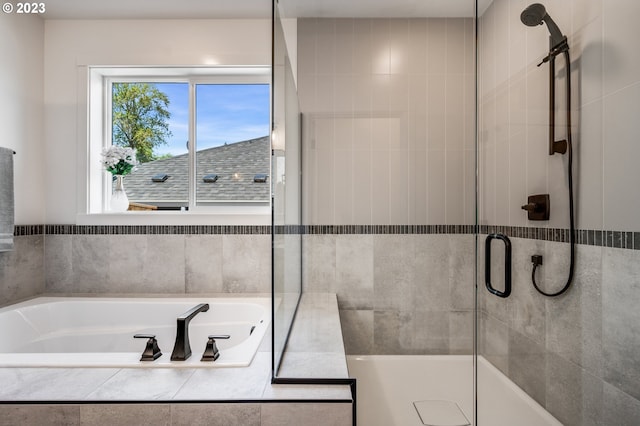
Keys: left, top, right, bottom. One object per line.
{"left": 347, "top": 355, "right": 562, "bottom": 426}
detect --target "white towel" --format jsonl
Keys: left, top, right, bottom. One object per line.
{"left": 0, "top": 147, "right": 15, "bottom": 252}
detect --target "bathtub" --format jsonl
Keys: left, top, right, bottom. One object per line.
{"left": 347, "top": 355, "right": 562, "bottom": 426}
{"left": 0, "top": 297, "right": 270, "bottom": 368}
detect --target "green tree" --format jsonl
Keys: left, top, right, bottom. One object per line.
{"left": 112, "top": 83, "right": 172, "bottom": 163}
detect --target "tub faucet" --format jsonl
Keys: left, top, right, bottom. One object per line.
{"left": 170, "top": 303, "right": 209, "bottom": 361}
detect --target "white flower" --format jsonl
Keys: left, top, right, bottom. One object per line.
{"left": 101, "top": 146, "right": 138, "bottom": 175}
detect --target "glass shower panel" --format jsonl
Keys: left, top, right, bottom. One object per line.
{"left": 274, "top": 0, "right": 479, "bottom": 423}
{"left": 271, "top": 4, "right": 303, "bottom": 376}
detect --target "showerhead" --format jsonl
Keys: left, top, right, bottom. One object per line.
{"left": 520, "top": 3, "right": 547, "bottom": 27}
{"left": 520, "top": 3, "right": 566, "bottom": 49}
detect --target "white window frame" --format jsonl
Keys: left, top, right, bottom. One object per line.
{"left": 81, "top": 66, "right": 271, "bottom": 225}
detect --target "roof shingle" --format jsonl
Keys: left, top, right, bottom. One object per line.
{"left": 124, "top": 136, "right": 270, "bottom": 205}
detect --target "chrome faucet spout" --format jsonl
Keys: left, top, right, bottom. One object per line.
{"left": 170, "top": 303, "right": 209, "bottom": 361}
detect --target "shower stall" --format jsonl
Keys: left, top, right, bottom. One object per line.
{"left": 272, "top": 0, "right": 640, "bottom": 425}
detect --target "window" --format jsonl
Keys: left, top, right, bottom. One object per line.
{"left": 87, "top": 67, "right": 271, "bottom": 218}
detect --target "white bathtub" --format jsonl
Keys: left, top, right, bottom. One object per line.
{"left": 347, "top": 355, "right": 562, "bottom": 426}
{"left": 0, "top": 297, "right": 270, "bottom": 368}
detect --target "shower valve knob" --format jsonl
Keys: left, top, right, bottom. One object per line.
{"left": 521, "top": 203, "right": 540, "bottom": 212}
{"left": 522, "top": 194, "right": 550, "bottom": 221}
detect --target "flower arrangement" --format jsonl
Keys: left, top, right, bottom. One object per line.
{"left": 101, "top": 146, "right": 137, "bottom": 176}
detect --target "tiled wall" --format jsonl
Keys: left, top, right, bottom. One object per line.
{"left": 297, "top": 17, "right": 476, "bottom": 356}
{"left": 304, "top": 231, "right": 474, "bottom": 355}
{"left": 479, "top": 0, "right": 640, "bottom": 424}
{"left": 0, "top": 403, "right": 352, "bottom": 426}
{"left": 44, "top": 226, "right": 271, "bottom": 295}
{"left": 0, "top": 225, "right": 270, "bottom": 306}
{"left": 297, "top": 18, "right": 475, "bottom": 226}
{"left": 0, "top": 233, "right": 44, "bottom": 307}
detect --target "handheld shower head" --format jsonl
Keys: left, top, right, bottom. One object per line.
{"left": 521, "top": 3, "right": 566, "bottom": 49}
{"left": 520, "top": 3, "right": 547, "bottom": 26}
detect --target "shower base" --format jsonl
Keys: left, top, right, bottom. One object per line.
{"left": 347, "top": 355, "right": 561, "bottom": 426}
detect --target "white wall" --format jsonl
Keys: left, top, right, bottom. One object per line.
{"left": 0, "top": 13, "right": 45, "bottom": 225}
{"left": 43, "top": 19, "right": 271, "bottom": 224}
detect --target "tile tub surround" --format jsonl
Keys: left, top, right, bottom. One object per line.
{"left": 0, "top": 293, "right": 353, "bottom": 425}
{"left": 42, "top": 226, "right": 271, "bottom": 295}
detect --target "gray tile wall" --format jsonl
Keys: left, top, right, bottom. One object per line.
{"left": 304, "top": 233, "right": 475, "bottom": 356}
{"left": 0, "top": 403, "right": 352, "bottom": 426}
{"left": 0, "top": 235, "right": 45, "bottom": 307}
{"left": 479, "top": 0, "right": 640, "bottom": 423}
{"left": 479, "top": 237, "right": 640, "bottom": 425}
{"left": 44, "top": 233, "right": 271, "bottom": 295}
{"left": 1, "top": 226, "right": 270, "bottom": 303}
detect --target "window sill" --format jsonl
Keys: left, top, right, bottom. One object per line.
{"left": 76, "top": 211, "right": 270, "bottom": 226}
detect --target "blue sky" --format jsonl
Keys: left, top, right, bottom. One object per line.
{"left": 152, "top": 83, "right": 270, "bottom": 157}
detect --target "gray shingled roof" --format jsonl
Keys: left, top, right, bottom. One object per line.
{"left": 124, "top": 136, "right": 270, "bottom": 205}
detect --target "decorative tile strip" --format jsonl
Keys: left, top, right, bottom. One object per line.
{"left": 15, "top": 224, "right": 640, "bottom": 250}
{"left": 43, "top": 225, "right": 271, "bottom": 235}
{"left": 13, "top": 225, "right": 44, "bottom": 236}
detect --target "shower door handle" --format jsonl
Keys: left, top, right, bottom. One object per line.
{"left": 485, "top": 233, "right": 512, "bottom": 298}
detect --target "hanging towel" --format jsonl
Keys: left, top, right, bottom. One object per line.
{"left": 0, "top": 147, "right": 15, "bottom": 252}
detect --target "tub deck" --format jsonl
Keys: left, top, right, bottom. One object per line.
{"left": 0, "top": 293, "right": 353, "bottom": 426}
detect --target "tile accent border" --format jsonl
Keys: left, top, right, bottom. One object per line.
{"left": 479, "top": 225, "right": 639, "bottom": 250}
{"left": 12, "top": 224, "right": 640, "bottom": 250}
{"left": 13, "top": 225, "right": 44, "bottom": 236}
{"left": 13, "top": 225, "right": 271, "bottom": 236}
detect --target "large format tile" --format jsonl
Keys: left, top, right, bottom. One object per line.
{"left": 374, "top": 310, "right": 449, "bottom": 355}
{"left": 173, "top": 353, "right": 270, "bottom": 400}
{"left": 72, "top": 235, "right": 110, "bottom": 291}
{"left": 373, "top": 235, "right": 416, "bottom": 312}
{"left": 0, "top": 405, "right": 80, "bottom": 426}
{"left": 185, "top": 235, "right": 223, "bottom": 293}
{"left": 508, "top": 329, "right": 546, "bottom": 407}
{"left": 545, "top": 352, "right": 603, "bottom": 426}
{"left": 0, "top": 368, "right": 118, "bottom": 400}
{"left": 0, "top": 235, "right": 44, "bottom": 305}
{"left": 80, "top": 404, "right": 171, "bottom": 426}
{"left": 602, "top": 382, "right": 640, "bottom": 426}
{"left": 170, "top": 404, "right": 260, "bottom": 426}
{"left": 44, "top": 234, "right": 73, "bottom": 293}
{"left": 335, "top": 235, "right": 373, "bottom": 310}
{"left": 85, "top": 368, "right": 194, "bottom": 400}
{"left": 546, "top": 244, "right": 603, "bottom": 377}
{"left": 302, "top": 234, "right": 336, "bottom": 293}
{"left": 222, "top": 235, "right": 270, "bottom": 293}
{"left": 107, "top": 234, "right": 149, "bottom": 292}
{"left": 140, "top": 235, "right": 186, "bottom": 294}
{"left": 339, "top": 309, "right": 374, "bottom": 355}
{"left": 260, "top": 403, "right": 352, "bottom": 426}
{"left": 602, "top": 247, "right": 640, "bottom": 401}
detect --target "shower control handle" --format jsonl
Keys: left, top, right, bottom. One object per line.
{"left": 522, "top": 194, "right": 550, "bottom": 221}
{"left": 521, "top": 203, "right": 540, "bottom": 212}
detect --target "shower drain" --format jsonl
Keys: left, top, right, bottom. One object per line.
{"left": 412, "top": 400, "right": 470, "bottom": 426}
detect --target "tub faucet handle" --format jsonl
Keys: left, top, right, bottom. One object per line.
{"left": 201, "top": 335, "right": 230, "bottom": 362}
{"left": 133, "top": 334, "right": 162, "bottom": 361}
